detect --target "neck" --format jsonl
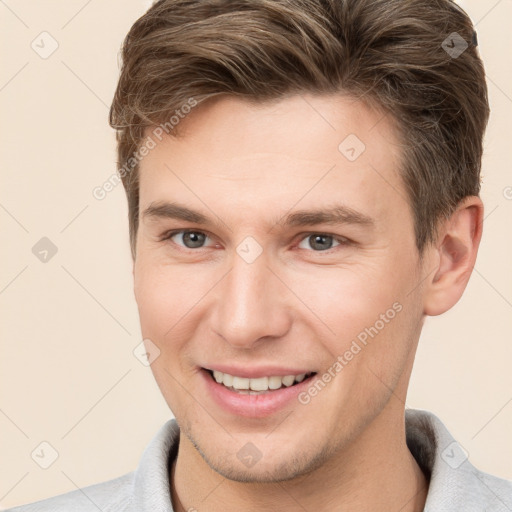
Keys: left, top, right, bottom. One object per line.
{"left": 170, "top": 405, "right": 428, "bottom": 512}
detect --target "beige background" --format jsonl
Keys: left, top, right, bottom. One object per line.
{"left": 1, "top": 0, "right": 511, "bottom": 508}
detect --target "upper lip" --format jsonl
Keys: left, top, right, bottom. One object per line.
{"left": 202, "top": 365, "right": 316, "bottom": 379}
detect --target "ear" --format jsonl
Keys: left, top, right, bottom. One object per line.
{"left": 423, "top": 196, "right": 484, "bottom": 316}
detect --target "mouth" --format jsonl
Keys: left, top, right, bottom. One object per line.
{"left": 202, "top": 368, "right": 318, "bottom": 395}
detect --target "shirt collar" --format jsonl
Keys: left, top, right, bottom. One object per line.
{"left": 405, "top": 408, "right": 512, "bottom": 511}
{"left": 131, "top": 418, "right": 179, "bottom": 511}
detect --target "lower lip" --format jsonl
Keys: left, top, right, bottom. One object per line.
{"left": 200, "top": 369, "right": 317, "bottom": 418}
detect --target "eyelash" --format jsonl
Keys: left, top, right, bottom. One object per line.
{"left": 158, "top": 229, "right": 351, "bottom": 253}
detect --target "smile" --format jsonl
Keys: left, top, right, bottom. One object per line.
{"left": 206, "top": 369, "right": 316, "bottom": 394}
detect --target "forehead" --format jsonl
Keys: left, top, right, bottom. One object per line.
{"left": 137, "top": 94, "right": 408, "bottom": 231}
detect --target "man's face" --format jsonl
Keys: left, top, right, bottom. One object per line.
{"left": 134, "top": 94, "right": 427, "bottom": 482}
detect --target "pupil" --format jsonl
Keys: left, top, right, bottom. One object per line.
{"left": 184, "top": 232, "right": 205, "bottom": 248}
{"left": 310, "top": 234, "right": 332, "bottom": 251}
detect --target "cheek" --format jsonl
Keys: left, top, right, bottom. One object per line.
{"left": 134, "top": 258, "right": 223, "bottom": 371}
{"left": 290, "top": 264, "right": 398, "bottom": 338}
{"left": 133, "top": 255, "right": 215, "bottom": 338}
{"left": 290, "top": 262, "right": 415, "bottom": 384}
{"left": 133, "top": 259, "right": 209, "bottom": 406}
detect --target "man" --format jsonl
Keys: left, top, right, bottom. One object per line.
{"left": 8, "top": 0, "right": 512, "bottom": 510}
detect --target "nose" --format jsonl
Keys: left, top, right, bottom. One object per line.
{"left": 210, "top": 250, "right": 292, "bottom": 349}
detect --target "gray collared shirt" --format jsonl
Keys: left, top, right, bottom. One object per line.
{"left": 6, "top": 409, "right": 512, "bottom": 511}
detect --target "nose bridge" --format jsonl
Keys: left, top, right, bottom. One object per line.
{"left": 212, "top": 248, "right": 290, "bottom": 347}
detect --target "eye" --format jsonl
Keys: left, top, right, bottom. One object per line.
{"left": 160, "top": 230, "right": 350, "bottom": 253}
{"left": 161, "top": 230, "right": 213, "bottom": 249}
{"left": 297, "top": 233, "right": 348, "bottom": 252}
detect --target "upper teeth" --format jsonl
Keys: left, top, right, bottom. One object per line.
{"left": 212, "top": 370, "right": 309, "bottom": 391}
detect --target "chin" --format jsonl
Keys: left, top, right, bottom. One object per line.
{"left": 184, "top": 422, "right": 335, "bottom": 484}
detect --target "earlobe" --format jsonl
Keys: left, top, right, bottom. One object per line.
{"left": 423, "top": 197, "right": 484, "bottom": 316}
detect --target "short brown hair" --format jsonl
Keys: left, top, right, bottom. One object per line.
{"left": 109, "top": 0, "right": 489, "bottom": 260}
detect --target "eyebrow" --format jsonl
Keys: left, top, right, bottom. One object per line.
{"left": 142, "top": 201, "right": 375, "bottom": 230}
